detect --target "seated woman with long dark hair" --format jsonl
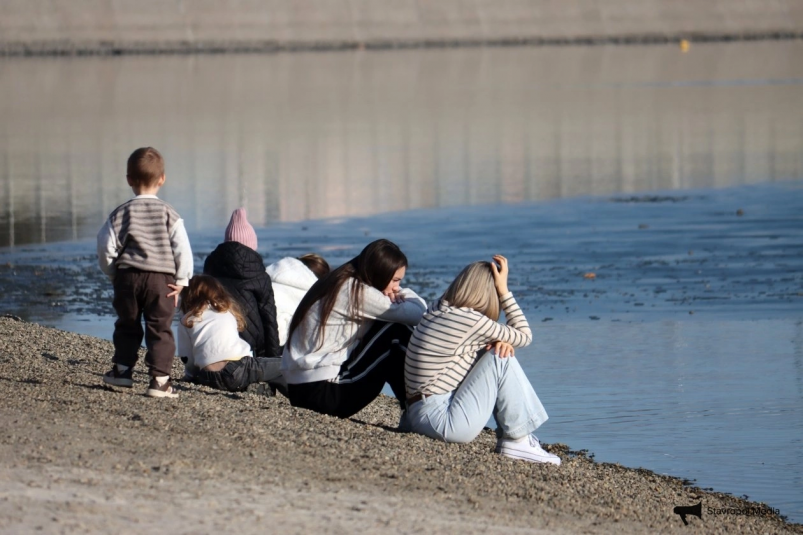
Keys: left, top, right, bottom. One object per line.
{"left": 281, "top": 239, "right": 426, "bottom": 418}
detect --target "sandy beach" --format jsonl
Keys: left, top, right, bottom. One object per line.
{"left": 0, "top": 315, "right": 798, "bottom": 534}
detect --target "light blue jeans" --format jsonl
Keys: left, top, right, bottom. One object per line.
{"left": 401, "top": 350, "right": 549, "bottom": 443}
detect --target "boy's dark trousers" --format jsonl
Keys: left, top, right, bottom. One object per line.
{"left": 193, "top": 357, "right": 288, "bottom": 396}
{"left": 287, "top": 321, "right": 413, "bottom": 419}
{"left": 112, "top": 269, "right": 176, "bottom": 377}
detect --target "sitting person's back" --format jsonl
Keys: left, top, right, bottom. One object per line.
{"left": 203, "top": 208, "right": 280, "bottom": 359}
{"left": 178, "top": 275, "right": 286, "bottom": 396}
{"left": 266, "top": 253, "right": 329, "bottom": 347}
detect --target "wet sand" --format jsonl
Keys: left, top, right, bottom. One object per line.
{"left": 0, "top": 316, "right": 799, "bottom": 534}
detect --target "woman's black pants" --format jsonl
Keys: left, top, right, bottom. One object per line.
{"left": 288, "top": 321, "right": 413, "bottom": 418}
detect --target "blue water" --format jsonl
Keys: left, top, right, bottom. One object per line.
{"left": 2, "top": 181, "right": 801, "bottom": 521}
{"left": 533, "top": 319, "right": 803, "bottom": 519}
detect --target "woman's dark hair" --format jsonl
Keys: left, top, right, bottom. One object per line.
{"left": 180, "top": 275, "right": 246, "bottom": 331}
{"left": 287, "top": 239, "right": 407, "bottom": 347}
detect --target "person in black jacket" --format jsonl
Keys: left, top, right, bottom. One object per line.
{"left": 203, "top": 208, "right": 285, "bottom": 394}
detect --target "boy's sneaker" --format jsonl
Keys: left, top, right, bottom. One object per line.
{"left": 103, "top": 366, "right": 134, "bottom": 388}
{"left": 495, "top": 435, "right": 561, "bottom": 466}
{"left": 146, "top": 377, "right": 179, "bottom": 398}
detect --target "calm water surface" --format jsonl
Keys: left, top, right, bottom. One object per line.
{"left": 2, "top": 41, "right": 803, "bottom": 246}
{"left": 1, "top": 42, "right": 802, "bottom": 522}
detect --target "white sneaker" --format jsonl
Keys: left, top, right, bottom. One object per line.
{"left": 495, "top": 435, "right": 561, "bottom": 466}
{"left": 145, "top": 377, "right": 179, "bottom": 399}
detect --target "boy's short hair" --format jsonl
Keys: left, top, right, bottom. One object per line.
{"left": 298, "top": 253, "right": 330, "bottom": 280}
{"left": 127, "top": 147, "right": 165, "bottom": 188}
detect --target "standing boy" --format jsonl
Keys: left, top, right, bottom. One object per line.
{"left": 97, "top": 147, "right": 193, "bottom": 398}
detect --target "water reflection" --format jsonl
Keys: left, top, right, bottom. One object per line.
{"left": 2, "top": 41, "right": 803, "bottom": 247}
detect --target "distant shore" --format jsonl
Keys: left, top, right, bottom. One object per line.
{"left": 0, "top": 315, "right": 799, "bottom": 534}
{"left": 2, "top": 31, "right": 802, "bottom": 57}
{"left": 2, "top": 0, "right": 803, "bottom": 57}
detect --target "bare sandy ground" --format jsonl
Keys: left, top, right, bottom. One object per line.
{"left": 0, "top": 316, "right": 799, "bottom": 534}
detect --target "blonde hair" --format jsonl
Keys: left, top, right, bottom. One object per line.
{"left": 442, "top": 261, "right": 500, "bottom": 321}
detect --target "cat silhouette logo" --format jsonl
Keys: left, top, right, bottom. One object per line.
{"left": 673, "top": 501, "right": 702, "bottom": 525}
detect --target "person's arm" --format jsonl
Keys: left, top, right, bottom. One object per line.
{"left": 167, "top": 219, "right": 193, "bottom": 306}
{"left": 359, "top": 282, "right": 426, "bottom": 326}
{"left": 469, "top": 255, "right": 532, "bottom": 348}
{"left": 469, "top": 292, "right": 532, "bottom": 348}
{"left": 170, "top": 219, "right": 193, "bottom": 286}
{"left": 96, "top": 218, "right": 119, "bottom": 280}
{"left": 257, "top": 276, "right": 281, "bottom": 358}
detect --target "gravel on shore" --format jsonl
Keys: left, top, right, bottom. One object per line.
{"left": 0, "top": 316, "right": 799, "bottom": 534}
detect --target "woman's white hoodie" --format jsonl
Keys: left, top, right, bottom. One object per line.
{"left": 266, "top": 257, "right": 319, "bottom": 346}
{"left": 281, "top": 279, "right": 426, "bottom": 384}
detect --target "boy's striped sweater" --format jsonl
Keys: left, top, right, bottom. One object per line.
{"left": 97, "top": 194, "right": 193, "bottom": 285}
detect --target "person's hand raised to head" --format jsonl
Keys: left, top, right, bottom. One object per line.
{"left": 490, "top": 254, "right": 509, "bottom": 295}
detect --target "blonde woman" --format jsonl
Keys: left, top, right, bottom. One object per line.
{"left": 402, "top": 255, "right": 560, "bottom": 465}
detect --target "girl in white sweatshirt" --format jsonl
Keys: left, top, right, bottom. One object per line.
{"left": 178, "top": 275, "right": 287, "bottom": 396}
{"left": 282, "top": 239, "right": 426, "bottom": 418}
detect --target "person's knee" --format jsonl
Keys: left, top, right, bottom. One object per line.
{"left": 476, "top": 348, "right": 506, "bottom": 372}
{"left": 442, "top": 418, "right": 483, "bottom": 444}
{"left": 487, "top": 349, "right": 516, "bottom": 370}
{"left": 443, "top": 430, "right": 479, "bottom": 444}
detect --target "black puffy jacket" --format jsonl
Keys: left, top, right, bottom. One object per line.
{"left": 203, "top": 241, "right": 280, "bottom": 359}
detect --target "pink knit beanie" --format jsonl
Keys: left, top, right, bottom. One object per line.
{"left": 224, "top": 208, "right": 258, "bottom": 250}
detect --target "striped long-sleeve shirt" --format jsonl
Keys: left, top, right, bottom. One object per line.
{"left": 404, "top": 292, "right": 532, "bottom": 397}
{"left": 97, "top": 195, "right": 193, "bottom": 285}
